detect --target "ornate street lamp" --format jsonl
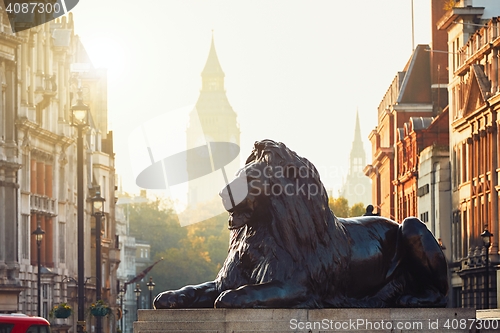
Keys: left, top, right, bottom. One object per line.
{"left": 146, "top": 277, "right": 155, "bottom": 309}
{"left": 32, "top": 223, "right": 45, "bottom": 317}
{"left": 481, "top": 228, "right": 493, "bottom": 309}
{"left": 134, "top": 284, "right": 141, "bottom": 321}
{"left": 71, "top": 89, "right": 89, "bottom": 333}
{"left": 91, "top": 189, "right": 105, "bottom": 333}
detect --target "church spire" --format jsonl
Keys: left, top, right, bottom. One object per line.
{"left": 201, "top": 34, "right": 225, "bottom": 91}
{"left": 340, "top": 109, "right": 371, "bottom": 206}
{"left": 352, "top": 109, "right": 364, "bottom": 150}
{"left": 202, "top": 34, "right": 225, "bottom": 77}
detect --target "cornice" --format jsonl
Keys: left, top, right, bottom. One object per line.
{"left": 0, "top": 159, "right": 22, "bottom": 171}
{"left": 451, "top": 113, "right": 469, "bottom": 131}
{"left": 436, "top": 7, "right": 485, "bottom": 31}
{"left": 0, "top": 31, "right": 25, "bottom": 45}
{"left": 16, "top": 117, "right": 73, "bottom": 147}
{"left": 374, "top": 147, "right": 394, "bottom": 161}
{"left": 488, "top": 90, "right": 500, "bottom": 107}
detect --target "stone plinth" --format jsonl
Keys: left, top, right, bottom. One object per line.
{"left": 133, "top": 308, "right": 500, "bottom": 333}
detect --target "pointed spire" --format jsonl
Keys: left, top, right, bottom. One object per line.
{"left": 354, "top": 109, "right": 362, "bottom": 144}
{"left": 202, "top": 33, "right": 225, "bottom": 77}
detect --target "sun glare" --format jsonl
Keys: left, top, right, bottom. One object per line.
{"left": 83, "top": 37, "right": 126, "bottom": 72}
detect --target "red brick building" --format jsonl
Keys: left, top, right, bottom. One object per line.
{"left": 365, "top": 0, "right": 448, "bottom": 221}
{"left": 394, "top": 111, "right": 450, "bottom": 223}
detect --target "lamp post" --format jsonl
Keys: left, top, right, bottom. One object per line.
{"left": 91, "top": 190, "right": 105, "bottom": 333}
{"left": 72, "top": 90, "right": 89, "bottom": 333}
{"left": 134, "top": 284, "right": 141, "bottom": 321}
{"left": 146, "top": 277, "right": 155, "bottom": 309}
{"left": 118, "top": 288, "right": 125, "bottom": 333}
{"left": 481, "top": 228, "right": 493, "bottom": 309}
{"left": 32, "top": 223, "right": 45, "bottom": 317}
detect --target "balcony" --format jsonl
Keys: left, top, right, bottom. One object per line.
{"left": 30, "top": 194, "right": 57, "bottom": 216}
{"left": 456, "top": 19, "right": 500, "bottom": 76}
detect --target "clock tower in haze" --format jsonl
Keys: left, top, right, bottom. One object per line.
{"left": 186, "top": 36, "right": 240, "bottom": 207}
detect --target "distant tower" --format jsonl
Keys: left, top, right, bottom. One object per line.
{"left": 186, "top": 35, "right": 240, "bottom": 207}
{"left": 340, "top": 111, "right": 371, "bottom": 206}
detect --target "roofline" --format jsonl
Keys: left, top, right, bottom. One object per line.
{"left": 437, "top": 7, "right": 485, "bottom": 30}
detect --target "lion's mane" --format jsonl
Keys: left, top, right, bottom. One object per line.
{"left": 216, "top": 140, "right": 351, "bottom": 304}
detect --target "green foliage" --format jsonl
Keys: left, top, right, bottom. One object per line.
{"left": 443, "top": 0, "right": 457, "bottom": 11}
{"left": 128, "top": 198, "right": 187, "bottom": 256}
{"left": 350, "top": 202, "right": 366, "bottom": 217}
{"left": 127, "top": 197, "right": 230, "bottom": 294}
{"left": 328, "top": 196, "right": 349, "bottom": 217}
{"left": 328, "top": 196, "right": 369, "bottom": 217}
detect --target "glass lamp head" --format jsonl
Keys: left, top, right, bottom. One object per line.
{"left": 32, "top": 225, "right": 45, "bottom": 244}
{"left": 481, "top": 229, "right": 493, "bottom": 248}
{"left": 134, "top": 284, "right": 141, "bottom": 297}
{"left": 71, "top": 90, "right": 89, "bottom": 125}
{"left": 147, "top": 277, "right": 155, "bottom": 291}
{"left": 91, "top": 190, "right": 105, "bottom": 215}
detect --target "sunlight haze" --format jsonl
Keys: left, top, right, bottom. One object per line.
{"left": 71, "top": 0, "right": 432, "bottom": 204}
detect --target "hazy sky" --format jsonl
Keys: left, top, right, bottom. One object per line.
{"left": 70, "top": 0, "right": 432, "bottom": 204}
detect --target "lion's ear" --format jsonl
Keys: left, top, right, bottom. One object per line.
{"left": 263, "top": 152, "right": 272, "bottom": 165}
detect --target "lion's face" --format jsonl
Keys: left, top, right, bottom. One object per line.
{"left": 219, "top": 157, "right": 269, "bottom": 229}
{"left": 219, "top": 147, "right": 306, "bottom": 230}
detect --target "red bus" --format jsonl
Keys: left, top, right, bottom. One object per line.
{"left": 0, "top": 314, "right": 51, "bottom": 333}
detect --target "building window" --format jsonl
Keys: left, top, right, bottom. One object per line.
{"left": 462, "top": 209, "right": 468, "bottom": 258}
{"left": 420, "top": 211, "right": 429, "bottom": 223}
{"left": 352, "top": 157, "right": 363, "bottom": 173}
{"left": 417, "top": 184, "right": 429, "bottom": 197}
{"left": 22, "top": 153, "right": 30, "bottom": 192}
{"left": 451, "top": 146, "right": 457, "bottom": 188}
{"left": 461, "top": 142, "right": 467, "bottom": 184}
{"left": 59, "top": 166, "right": 65, "bottom": 201}
{"left": 59, "top": 222, "right": 66, "bottom": 263}
{"left": 30, "top": 158, "right": 55, "bottom": 267}
{"left": 21, "top": 215, "right": 30, "bottom": 260}
{"left": 42, "top": 283, "right": 50, "bottom": 318}
{"left": 452, "top": 210, "right": 461, "bottom": 262}
{"left": 452, "top": 287, "right": 462, "bottom": 308}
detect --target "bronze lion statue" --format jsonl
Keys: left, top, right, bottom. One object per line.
{"left": 154, "top": 139, "right": 448, "bottom": 308}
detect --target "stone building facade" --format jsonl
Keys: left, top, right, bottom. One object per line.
{"left": 0, "top": 9, "right": 118, "bottom": 333}
{"left": 437, "top": 0, "right": 500, "bottom": 309}
{"left": 0, "top": 5, "right": 24, "bottom": 314}
{"left": 413, "top": 110, "right": 451, "bottom": 261}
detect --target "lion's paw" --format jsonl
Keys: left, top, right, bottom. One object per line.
{"left": 214, "top": 290, "right": 251, "bottom": 308}
{"left": 153, "top": 290, "right": 190, "bottom": 309}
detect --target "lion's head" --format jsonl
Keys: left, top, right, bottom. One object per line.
{"left": 219, "top": 139, "right": 339, "bottom": 262}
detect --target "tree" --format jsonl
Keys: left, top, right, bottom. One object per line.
{"left": 328, "top": 196, "right": 368, "bottom": 218}
{"left": 127, "top": 196, "right": 231, "bottom": 294}
{"left": 350, "top": 202, "right": 366, "bottom": 217}
{"left": 328, "top": 196, "right": 349, "bottom": 217}
{"left": 443, "top": 0, "right": 457, "bottom": 11}
{"left": 127, "top": 197, "right": 187, "bottom": 256}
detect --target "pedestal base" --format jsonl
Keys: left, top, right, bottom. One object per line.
{"left": 134, "top": 308, "right": 499, "bottom": 333}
